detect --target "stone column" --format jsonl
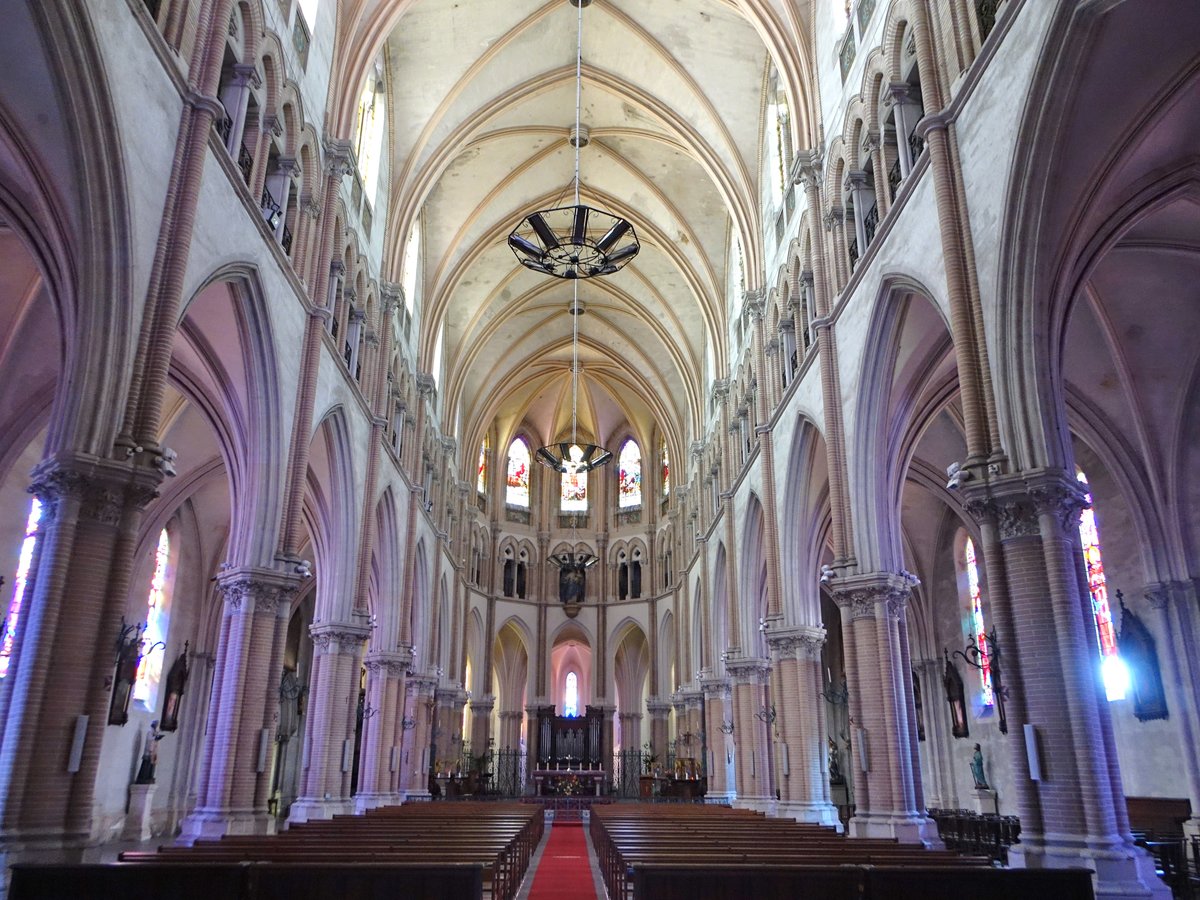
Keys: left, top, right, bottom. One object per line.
{"left": 646, "top": 699, "right": 671, "bottom": 763}
{"left": 469, "top": 695, "right": 495, "bottom": 757}
{"left": 725, "top": 657, "right": 773, "bottom": 811}
{"left": 404, "top": 676, "right": 437, "bottom": 798}
{"left": 965, "top": 474, "right": 1167, "bottom": 897}
{"left": 833, "top": 574, "right": 936, "bottom": 843}
{"left": 497, "top": 710, "right": 523, "bottom": 752}
{"left": 181, "top": 568, "right": 299, "bottom": 841}
{"left": 218, "top": 63, "right": 260, "bottom": 157}
{"left": 618, "top": 712, "right": 643, "bottom": 756}
{"left": 355, "top": 650, "right": 410, "bottom": 811}
{"left": 287, "top": 623, "right": 369, "bottom": 823}
{"left": 0, "top": 457, "right": 161, "bottom": 863}
{"left": 769, "top": 626, "right": 839, "bottom": 826}
{"left": 700, "top": 676, "right": 733, "bottom": 800}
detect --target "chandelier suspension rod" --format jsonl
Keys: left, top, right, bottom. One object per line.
{"left": 573, "top": 0, "right": 582, "bottom": 209}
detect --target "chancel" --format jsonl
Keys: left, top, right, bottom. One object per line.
{"left": 0, "top": 0, "right": 1197, "bottom": 898}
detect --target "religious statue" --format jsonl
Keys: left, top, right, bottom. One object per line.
{"left": 828, "top": 736, "right": 844, "bottom": 784}
{"left": 970, "top": 743, "right": 989, "bottom": 790}
{"left": 558, "top": 557, "right": 586, "bottom": 605}
{"left": 134, "top": 720, "right": 163, "bottom": 784}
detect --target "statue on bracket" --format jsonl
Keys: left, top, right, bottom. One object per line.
{"left": 970, "top": 743, "right": 989, "bottom": 790}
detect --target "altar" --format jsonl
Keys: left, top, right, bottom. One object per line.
{"left": 533, "top": 768, "right": 606, "bottom": 797}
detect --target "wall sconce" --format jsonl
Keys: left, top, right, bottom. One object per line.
{"left": 951, "top": 627, "right": 1009, "bottom": 735}
{"left": 401, "top": 716, "right": 417, "bottom": 731}
{"left": 755, "top": 704, "right": 777, "bottom": 725}
{"left": 942, "top": 649, "right": 969, "bottom": 739}
{"left": 718, "top": 720, "right": 735, "bottom": 735}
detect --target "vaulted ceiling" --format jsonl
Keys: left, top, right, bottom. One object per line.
{"left": 369, "top": 0, "right": 814, "bottom": 462}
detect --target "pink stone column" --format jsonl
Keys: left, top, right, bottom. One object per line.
{"left": 833, "top": 575, "right": 935, "bottom": 843}
{"left": 286, "top": 623, "right": 369, "bottom": 823}
{"left": 964, "top": 473, "right": 1167, "bottom": 897}
{"left": 355, "top": 651, "right": 408, "bottom": 810}
{"left": 180, "top": 568, "right": 299, "bottom": 842}
{"left": 726, "top": 658, "right": 772, "bottom": 809}
{"left": 700, "top": 678, "right": 732, "bottom": 799}
{"left": 768, "top": 626, "right": 839, "bottom": 825}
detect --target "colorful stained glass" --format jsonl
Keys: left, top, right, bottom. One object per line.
{"left": 1, "top": 499, "right": 42, "bottom": 679}
{"left": 662, "top": 444, "right": 670, "bottom": 496}
{"left": 964, "top": 537, "right": 993, "bottom": 706}
{"left": 133, "top": 529, "right": 171, "bottom": 704}
{"left": 564, "top": 671, "right": 579, "bottom": 717}
{"left": 1077, "top": 470, "right": 1128, "bottom": 701}
{"left": 561, "top": 469, "right": 587, "bottom": 512}
{"left": 477, "top": 440, "right": 488, "bottom": 494}
{"left": 618, "top": 440, "right": 642, "bottom": 508}
{"left": 506, "top": 438, "right": 530, "bottom": 507}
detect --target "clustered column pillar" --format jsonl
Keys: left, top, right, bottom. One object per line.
{"left": 645, "top": 699, "right": 671, "bottom": 764}
{"left": 288, "top": 623, "right": 370, "bottom": 823}
{"left": 355, "top": 650, "right": 410, "bottom": 811}
{"left": 725, "top": 657, "right": 772, "bottom": 810}
{"left": 768, "top": 626, "right": 839, "bottom": 826}
{"left": 700, "top": 676, "right": 733, "bottom": 801}
{"left": 181, "top": 568, "right": 299, "bottom": 841}
{"left": 966, "top": 473, "right": 1166, "bottom": 895}
{"left": 832, "top": 574, "right": 935, "bottom": 843}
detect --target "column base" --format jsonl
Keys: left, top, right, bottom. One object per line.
{"left": 704, "top": 790, "right": 736, "bottom": 804}
{"left": 849, "top": 812, "right": 942, "bottom": 847}
{"left": 286, "top": 797, "right": 355, "bottom": 824}
{"left": 1008, "top": 835, "right": 1170, "bottom": 899}
{"left": 776, "top": 800, "right": 843, "bottom": 830}
{"left": 121, "top": 784, "right": 157, "bottom": 842}
{"left": 177, "top": 808, "right": 275, "bottom": 844}
{"left": 353, "top": 792, "right": 401, "bottom": 813}
{"left": 732, "top": 796, "right": 776, "bottom": 815}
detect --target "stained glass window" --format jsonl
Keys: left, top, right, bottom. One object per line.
{"left": 477, "top": 440, "right": 488, "bottom": 494}
{"left": 506, "top": 438, "right": 530, "bottom": 508}
{"left": 1, "top": 498, "right": 42, "bottom": 679}
{"left": 661, "top": 444, "right": 670, "bottom": 497}
{"left": 1077, "top": 470, "right": 1129, "bottom": 701}
{"left": 133, "top": 529, "right": 171, "bottom": 705}
{"left": 561, "top": 469, "right": 587, "bottom": 513}
{"left": 564, "top": 671, "right": 579, "bottom": 717}
{"left": 964, "top": 537, "right": 993, "bottom": 706}
{"left": 618, "top": 440, "right": 642, "bottom": 508}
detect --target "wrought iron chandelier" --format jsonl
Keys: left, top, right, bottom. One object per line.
{"left": 507, "top": 0, "right": 639, "bottom": 280}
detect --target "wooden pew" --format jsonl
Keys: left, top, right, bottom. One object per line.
{"left": 10, "top": 861, "right": 485, "bottom": 900}
{"left": 628, "top": 863, "right": 1095, "bottom": 900}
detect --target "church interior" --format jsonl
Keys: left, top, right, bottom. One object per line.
{"left": 0, "top": 0, "right": 1198, "bottom": 897}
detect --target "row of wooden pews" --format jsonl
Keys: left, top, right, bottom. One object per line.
{"left": 590, "top": 804, "right": 1096, "bottom": 900}
{"left": 10, "top": 801, "right": 543, "bottom": 900}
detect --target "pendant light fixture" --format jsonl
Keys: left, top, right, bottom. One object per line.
{"left": 507, "top": 0, "right": 640, "bottom": 280}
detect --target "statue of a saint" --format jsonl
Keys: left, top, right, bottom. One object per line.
{"left": 559, "top": 558, "right": 585, "bottom": 604}
{"left": 970, "top": 742, "right": 989, "bottom": 790}
{"left": 828, "top": 736, "right": 844, "bottom": 784}
{"left": 135, "top": 720, "right": 163, "bottom": 784}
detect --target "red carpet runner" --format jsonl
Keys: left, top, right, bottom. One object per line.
{"left": 527, "top": 823, "right": 597, "bottom": 900}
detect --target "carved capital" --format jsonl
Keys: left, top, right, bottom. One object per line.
{"left": 766, "top": 625, "right": 826, "bottom": 661}
{"left": 832, "top": 573, "right": 912, "bottom": 621}
{"left": 28, "top": 454, "right": 161, "bottom": 526}
{"left": 723, "top": 655, "right": 772, "bottom": 684}
{"left": 218, "top": 568, "right": 301, "bottom": 617}
{"left": 1029, "top": 477, "right": 1089, "bottom": 534}
{"left": 309, "top": 621, "right": 372, "bottom": 654}
{"left": 323, "top": 138, "right": 354, "bottom": 180}
{"left": 790, "top": 148, "right": 823, "bottom": 189}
